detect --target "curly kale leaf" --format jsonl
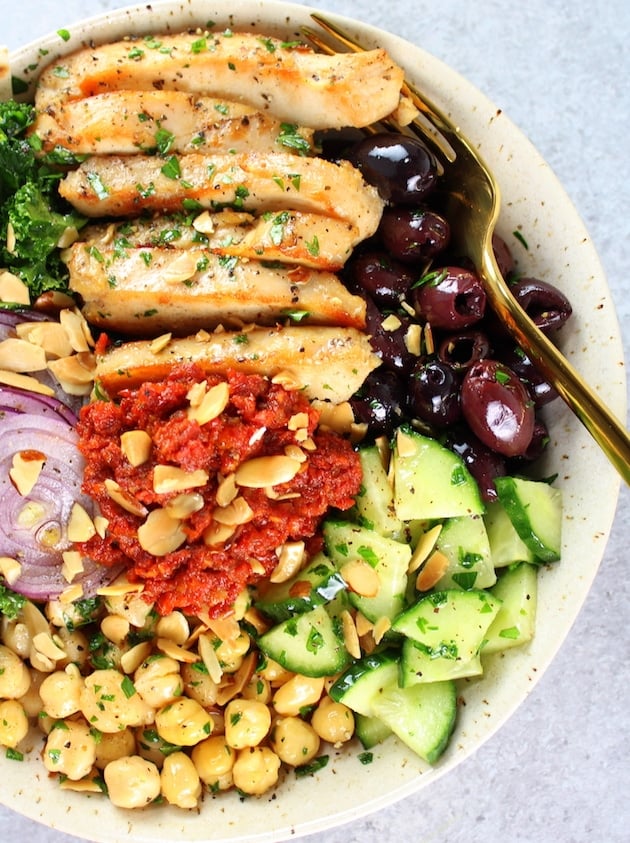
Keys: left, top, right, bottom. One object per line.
{"left": 0, "top": 582, "right": 27, "bottom": 620}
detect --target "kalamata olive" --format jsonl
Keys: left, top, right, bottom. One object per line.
{"left": 412, "top": 266, "right": 487, "bottom": 329}
{"left": 349, "top": 368, "right": 406, "bottom": 436}
{"left": 512, "top": 417, "right": 551, "bottom": 463}
{"left": 347, "top": 251, "right": 415, "bottom": 307}
{"left": 379, "top": 207, "right": 451, "bottom": 264}
{"left": 499, "top": 344, "right": 559, "bottom": 408}
{"left": 408, "top": 357, "right": 462, "bottom": 428}
{"left": 347, "top": 132, "right": 439, "bottom": 204}
{"left": 460, "top": 359, "right": 535, "bottom": 457}
{"left": 492, "top": 233, "right": 516, "bottom": 278}
{"left": 444, "top": 427, "right": 507, "bottom": 502}
{"left": 438, "top": 330, "right": 492, "bottom": 370}
{"left": 364, "top": 297, "right": 417, "bottom": 373}
{"left": 509, "top": 277, "right": 573, "bottom": 331}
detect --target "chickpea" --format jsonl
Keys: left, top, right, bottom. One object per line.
{"left": 224, "top": 699, "right": 271, "bottom": 749}
{"left": 43, "top": 719, "right": 97, "bottom": 780}
{"left": 80, "top": 669, "right": 154, "bottom": 733}
{"left": 104, "top": 755, "right": 161, "bottom": 809}
{"left": 94, "top": 727, "right": 136, "bottom": 769}
{"left": 272, "top": 674, "right": 325, "bottom": 717}
{"left": 55, "top": 626, "right": 90, "bottom": 670}
{"left": 134, "top": 655, "right": 183, "bottom": 708}
{"left": 211, "top": 629, "right": 251, "bottom": 673}
{"left": 39, "top": 664, "right": 84, "bottom": 719}
{"left": 0, "top": 699, "right": 29, "bottom": 748}
{"left": 0, "top": 644, "right": 31, "bottom": 699}
{"left": 241, "top": 673, "right": 272, "bottom": 704}
{"left": 270, "top": 716, "right": 321, "bottom": 767}
{"left": 135, "top": 725, "right": 180, "bottom": 769}
{"left": 160, "top": 751, "right": 202, "bottom": 809}
{"left": 232, "top": 746, "right": 281, "bottom": 795}
{"left": 18, "top": 668, "right": 47, "bottom": 718}
{"left": 191, "top": 735, "right": 235, "bottom": 790}
{"left": 105, "top": 593, "right": 155, "bottom": 629}
{"left": 155, "top": 611, "right": 189, "bottom": 645}
{"left": 310, "top": 696, "right": 355, "bottom": 745}
{"left": 257, "top": 657, "right": 293, "bottom": 686}
{"left": 1, "top": 618, "right": 30, "bottom": 659}
{"left": 155, "top": 698, "right": 213, "bottom": 747}
{"left": 181, "top": 662, "right": 219, "bottom": 707}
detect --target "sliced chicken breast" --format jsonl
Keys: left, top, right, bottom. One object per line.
{"left": 35, "top": 30, "right": 404, "bottom": 129}
{"left": 94, "top": 325, "right": 380, "bottom": 404}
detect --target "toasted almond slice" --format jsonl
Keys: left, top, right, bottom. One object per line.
{"left": 48, "top": 351, "right": 96, "bottom": 395}
{"left": 120, "top": 430, "right": 152, "bottom": 467}
{"left": 404, "top": 322, "right": 422, "bottom": 356}
{"left": 32, "top": 631, "right": 66, "bottom": 662}
{"left": 340, "top": 609, "right": 361, "bottom": 660}
{"left": 354, "top": 611, "right": 374, "bottom": 638}
{"left": 248, "top": 558, "right": 266, "bottom": 576}
{"left": 59, "top": 774, "right": 103, "bottom": 794}
{"left": 187, "top": 380, "right": 230, "bottom": 425}
{"left": 311, "top": 400, "right": 355, "bottom": 436}
{"left": 0, "top": 369, "right": 54, "bottom": 395}
{"left": 156, "top": 637, "right": 199, "bottom": 663}
{"left": 203, "top": 520, "right": 236, "bottom": 546}
{"left": 200, "top": 613, "right": 241, "bottom": 645}
{"left": 287, "top": 412, "right": 309, "bottom": 431}
{"left": 104, "top": 478, "right": 147, "bottom": 517}
{"left": 120, "top": 641, "right": 153, "bottom": 674}
{"left": 215, "top": 651, "right": 257, "bottom": 706}
{"left": 216, "top": 473, "right": 238, "bottom": 508}
{"left": 96, "top": 579, "right": 144, "bottom": 598}
{"left": 372, "top": 616, "right": 391, "bottom": 645}
{"left": 156, "top": 611, "right": 190, "bottom": 645}
{"left": 198, "top": 631, "right": 223, "bottom": 683}
{"left": 381, "top": 313, "right": 402, "bottom": 331}
{"left": 61, "top": 550, "right": 84, "bottom": 583}
{"left": 67, "top": 502, "right": 97, "bottom": 543}
{"left": 186, "top": 380, "right": 208, "bottom": 407}
{"left": 93, "top": 515, "right": 109, "bottom": 538}
{"left": 0, "top": 269, "right": 30, "bottom": 304}
{"left": 396, "top": 428, "right": 418, "bottom": 458}
{"left": 301, "top": 437, "right": 316, "bottom": 452}
{"left": 416, "top": 549, "right": 450, "bottom": 592}
{"left": 424, "top": 322, "right": 435, "bottom": 355}
{"left": 212, "top": 497, "right": 254, "bottom": 526}
{"left": 161, "top": 252, "right": 199, "bottom": 284}
{"left": 242, "top": 607, "right": 270, "bottom": 635}
{"left": 0, "top": 556, "right": 21, "bottom": 585}
{"left": 137, "top": 508, "right": 187, "bottom": 556}
{"left": 283, "top": 444, "right": 307, "bottom": 463}
{"left": 340, "top": 559, "right": 380, "bottom": 598}
{"left": 235, "top": 455, "right": 301, "bottom": 488}
{"left": 0, "top": 337, "right": 47, "bottom": 372}
{"left": 164, "top": 492, "right": 205, "bottom": 519}
{"left": 270, "top": 541, "right": 305, "bottom": 583}
{"left": 271, "top": 370, "right": 304, "bottom": 391}
{"left": 9, "top": 450, "right": 46, "bottom": 496}
{"left": 149, "top": 332, "right": 172, "bottom": 354}
{"left": 15, "top": 321, "right": 74, "bottom": 359}
{"left": 59, "top": 308, "right": 93, "bottom": 352}
{"left": 153, "top": 465, "right": 209, "bottom": 494}
{"left": 408, "top": 523, "right": 443, "bottom": 573}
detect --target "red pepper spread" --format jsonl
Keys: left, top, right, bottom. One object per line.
{"left": 75, "top": 363, "right": 361, "bottom": 616}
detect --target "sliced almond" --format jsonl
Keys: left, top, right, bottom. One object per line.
{"left": 56, "top": 225, "right": 80, "bottom": 249}
{"left": 235, "top": 455, "right": 301, "bottom": 489}
{"left": 104, "top": 478, "right": 147, "bottom": 517}
{"left": 270, "top": 541, "right": 305, "bottom": 583}
{"left": 156, "top": 637, "right": 199, "bottom": 664}
{"left": 203, "top": 520, "right": 236, "bottom": 546}
{"left": 0, "top": 269, "right": 30, "bottom": 304}
{"left": 424, "top": 322, "right": 435, "bottom": 355}
{"left": 396, "top": 428, "right": 418, "bottom": 458}
{"left": 48, "top": 351, "right": 96, "bottom": 395}
{"left": 15, "top": 321, "right": 74, "bottom": 359}
{"left": 0, "top": 369, "right": 55, "bottom": 396}
{"left": 156, "top": 611, "right": 190, "bottom": 646}
{"left": 215, "top": 651, "right": 257, "bottom": 706}
{"left": 120, "top": 430, "right": 152, "bottom": 467}
{"left": 149, "top": 332, "right": 172, "bottom": 354}
{"left": 0, "top": 337, "right": 47, "bottom": 372}
{"left": 59, "top": 308, "right": 93, "bottom": 352}
{"left": 120, "top": 641, "right": 153, "bottom": 674}
{"left": 153, "top": 465, "right": 209, "bottom": 495}
{"left": 187, "top": 381, "right": 230, "bottom": 425}
{"left": 32, "top": 631, "right": 66, "bottom": 662}
{"left": 381, "top": 313, "right": 402, "bottom": 332}
{"left": 161, "top": 252, "right": 199, "bottom": 285}
{"left": 96, "top": 578, "right": 144, "bottom": 598}
{"left": 283, "top": 444, "right": 306, "bottom": 463}
{"left": 416, "top": 549, "right": 450, "bottom": 592}
{"left": 372, "top": 616, "right": 391, "bottom": 645}
{"left": 137, "top": 508, "right": 187, "bottom": 556}
{"left": 93, "top": 515, "right": 109, "bottom": 538}
{"left": 100, "top": 614, "right": 130, "bottom": 645}
{"left": 311, "top": 400, "right": 355, "bottom": 436}
{"left": 9, "top": 450, "right": 46, "bottom": 496}
{"left": 201, "top": 613, "right": 242, "bottom": 645}
{"left": 287, "top": 412, "right": 309, "bottom": 431}
{"left": 408, "top": 523, "right": 443, "bottom": 573}
{"left": 186, "top": 380, "right": 208, "bottom": 407}
{"left": 340, "top": 559, "right": 381, "bottom": 598}
{"left": 164, "top": 492, "right": 205, "bottom": 519}
{"left": 198, "top": 631, "right": 223, "bottom": 683}
{"left": 248, "top": 558, "right": 266, "bottom": 576}
{"left": 0, "top": 556, "right": 21, "bottom": 585}
{"left": 61, "top": 550, "right": 84, "bottom": 583}
{"left": 270, "top": 370, "right": 303, "bottom": 391}
{"left": 66, "top": 502, "right": 97, "bottom": 543}
{"left": 212, "top": 497, "right": 254, "bottom": 526}
{"left": 404, "top": 323, "right": 422, "bottom": 356}
{"left": 354, "top": 611, "right": 374, "bottom": 638}
{"left": 340, "top": 609, "right": 361, "bottom": 660}
{"left": 192, "top": 210, "right": 216, "bottom": 235}
{"left": 215, "top": 473, "right": 238, "bottom": 508}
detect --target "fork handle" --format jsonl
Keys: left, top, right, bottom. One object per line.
{"left": 483, "top": 252, "right": 630, "bottom": 485}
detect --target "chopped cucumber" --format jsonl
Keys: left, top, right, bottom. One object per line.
{"left": 393, "top": 428, "right": 484, "bottom": 520}
{"left": 254, "top": 551, "right": 346, "bottom": 621}
{"left": 323, "top": 520, "right": 411, "bottom": 623}
{"left": 257, "top": 605, "right": 350, "bottom": 677}
{"left": 484, "top": 500, "right": 537, "bottom": 567}
{"left": 371, "top": 678, "right": 457, "bottom": 764}
{"left": 483, "top": 562, "right": 538, "bottom": 654}
{"left": 391, "top": 589, "right": 501, "bottom": 678}
{"left": 354, "top": 712, "right": 393, "bottom": 750}
{"left": 329, "top": 650, "right": 399, "bottom": 717}
{"left": 433, "top": 514, "right": 496, "bottom": 591}
{"left": 495, "top": 476, "right": 562, "bottom": 563}
{"left": 399, "top": 636, "right": 483, "bottom": 685}
{"left": 354, "top": 445, "right": 404, "bottom": 538}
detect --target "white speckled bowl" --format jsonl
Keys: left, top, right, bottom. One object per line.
{"left": 4, "top": 1, "right": 626, "bottom": 841}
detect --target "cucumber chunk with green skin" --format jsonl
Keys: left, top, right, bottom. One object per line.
{"left": 483, "top": 562, "right": 538, "bottom": 654}
{"left": 323, "top": 520, "right": 411, "bottom": 623}
{"left": 354, "top": 712, "right": 393, "bottom": 749}
{"left": 371, "top": 678, "right": 457, "bottom": 764}
{"left": 392, "top": 428, "right": 484, "bottom": 520}
{"left": 399, "top": 636, "right": 483, "bottom": 685}
{"left": 329, "top": 650, "right": 399, "bottom": 717}
{"left": 254, "top": 551, "right": 346, "bottom": 621}
{"left": 391, "top": 589, "right": 502, "bottom": 671}
{"left": 257, "top": 605, "right": 350, "bottom": 677}
{"left": 494, "top": 476, "right": 562, "bottom": 563}
{"left": 433, "top": 514, "right": 496, "bottom": 591}
{"left": 484, "top": 500, "right": 536, "bottom": 567}
{"left": 354, "top": 446, "right": 404, "bottom": 538}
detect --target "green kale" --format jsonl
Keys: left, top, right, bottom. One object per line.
{"left": 0, "top": 582, "right": 27, "bottom": 620}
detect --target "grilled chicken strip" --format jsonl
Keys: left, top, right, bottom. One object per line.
{"left": 78, "top": 210, "right": 359, "bottom": 271}
{"left": 32, "top": 90, "right": 314, "bottom": 156}
{"left": 35, "top": 31, "right": 404, "bottom": 130}
{"left": 64, "top": 243, "right": 366, "bottom": 335}
{"left": 95, "top": 326, "right": 379, "bottom": 404}
{"left": 58, "top": 152, "right": 384, "bottom": 241}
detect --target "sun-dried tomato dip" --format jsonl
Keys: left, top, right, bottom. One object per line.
{"left": 75, "top": 363, "right": 361, "bottom": 616}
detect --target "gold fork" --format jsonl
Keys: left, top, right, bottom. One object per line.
{"left": 304, "top": 13, "right": 630, "bottom": 485}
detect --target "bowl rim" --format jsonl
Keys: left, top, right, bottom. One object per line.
{"left": 3, "top": 1, "right": 626, "bottom": 841}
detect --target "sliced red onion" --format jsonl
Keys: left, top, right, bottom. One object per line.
{"left": 0, "top": 405, "right": 119, "bottom": 601}
{"left": 0, "top": 384, "right": 78, "bottom": 426}
{"left": 0, "top": 307, "right": 49, "bottom": 341}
